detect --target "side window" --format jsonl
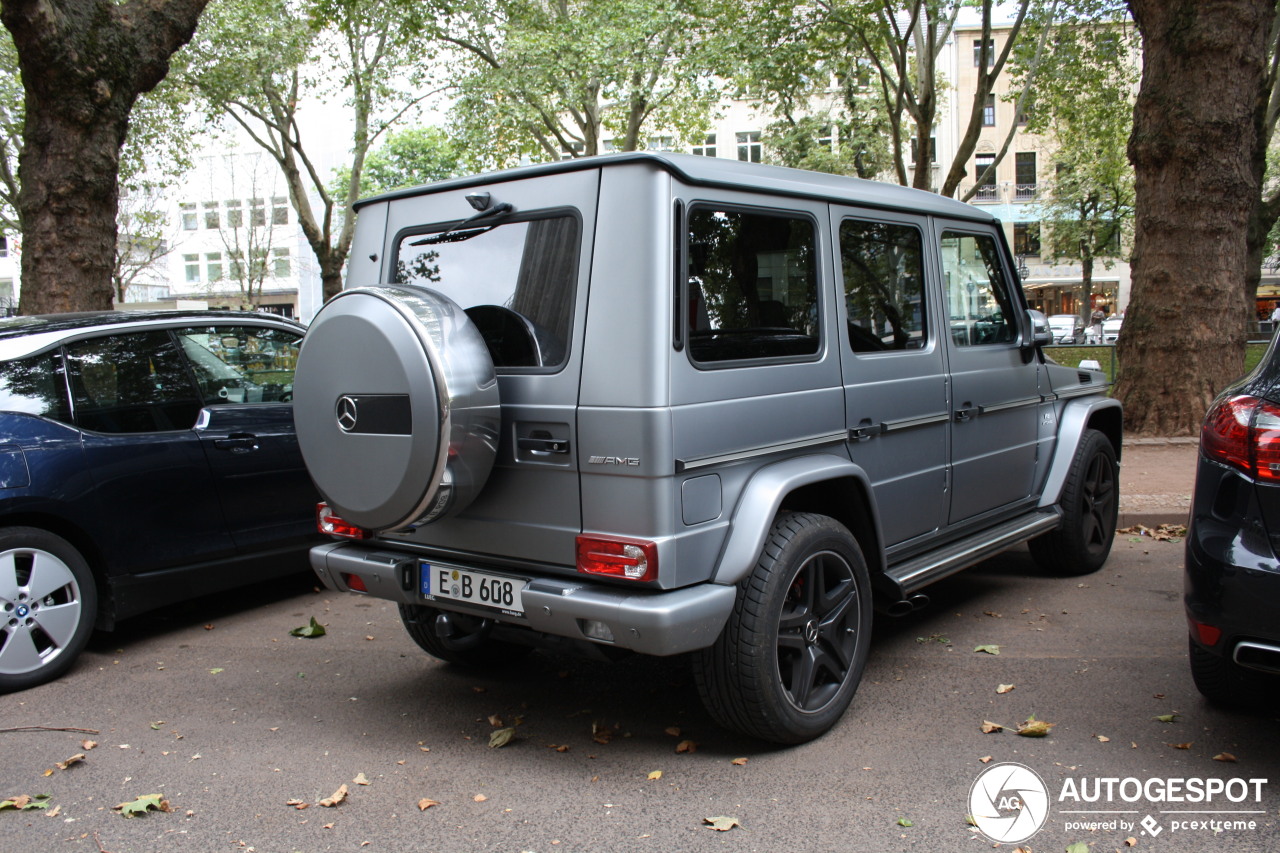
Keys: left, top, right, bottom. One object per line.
{"left": 940, "top": 230, "right": 1019, "bottom": 347}
{"left": 174, "top": 326, "right": 302, "bottom": 405}
{"left": 686, "top": 207, "right": 820, "bottom": 363}
{"left": 66, "top": 331, "right": 202, "bottom": 433}
{"left": 0, "top": 351, "right": 71, "bottom": 423}
{"left": 840, "top": 219, "right": 927, "bottom": 352}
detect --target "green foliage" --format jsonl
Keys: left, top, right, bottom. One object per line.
{"left": 440, "top": 0, "right": 726, "bottom": 169}
{"left": 333, "top": 126, "right": 464, "bottom": 198}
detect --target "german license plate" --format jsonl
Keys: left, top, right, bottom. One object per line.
{"left": 421, "top": 564, "right": 526, "bottom": 616}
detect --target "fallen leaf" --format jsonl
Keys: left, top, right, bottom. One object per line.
{"left": 1154, "top": 713, "right": 1179, "bottom": 723}
{"left": 1095, "top": 734, "right": 1111, "bottom": 743}
{"left": 1168, "top": 742, "right": 1193, "bottom": 750}
{"left": 113, "top": 794, "right": 173, "bottom": 818}
{"left": 897, "top": 817, "right": 914, "bottom": 827}
{"left": 149, "top": 721, "right": 163, "bottom": 730}
{"left": 418, "top": 798, "right": 440, "bottom": 811}
{"left": 44, "top": 804, "right": 60, "bottom": 818}
{"left": 208, "top": 668, "right": 223, "bottom": 675}
{"left": 487, "top": 715, "right": 504, "bottom": 727}
{"left": 290, "top": 617, "right": 326, "bottom": 638}
{"left": 81, "top": 740, "right": 97, "bottom": 750}
{"left": 203, "top": 624, "right": 214, "bottom": 630}
{"left": 979, "top": 755, "right": 993, "bottom": 763}
{"left": 54, "top": 753, "right": 86, "bottom": 771}
{"left": 489, "top": 727, "right": 516, "bottom": 749}
{"left": 1214, "top": 753, "right": 1238, "bottom": 762}
{"left": 1125, "top": 837, "right": 1138, "bottom": 846}
{"left": 974, "top": 644, "right": 1001, "bottom": 655}
{"left": 286, "top": 799, "right": 309, "bottom": 810}
{"left": 965, "top": 814, "right": 978, "bottom": 826}
{"left": 664, "top": 726, "right": 681, "bottom": 737}
{"left": 675, "top": 739, "right": 697, "bottom": 754}
{"left": 0, "top": 794, "right": 49, "bottom": 811}
{"left": 471, "top": 686, "right": 486, "bottom": 693}
{"left": 1066, "top": 843, "right": 1089, "bottom": 853}
{"left": 996, "top": 684, "right": 1015, "bottom": 694}
{"left": 473, "top": 794, "right": 487, "bottom": 802}
{"left": 981, "top": 720, "right": 1004, "bottom": 734}
{"left": 647, "top": 770, "right": 663, "bottom": 781}
{"left": 318, "top": 785, "right": 348, "bottom": 808}
{"left": 731, "top": 757, "right": 748, "bottom": 766}
{"left": 353, "top": 773, "right": 370, "bottom": 786}
{"left": 703, "top": 815, "right": 741, "bottom": 831}
{"left": 1017, "top": 718, "right": 1055, "bottom": 738}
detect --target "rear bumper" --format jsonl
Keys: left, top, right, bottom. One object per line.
{"left": 309, "top": 541, "right": 735, "bottom": 656}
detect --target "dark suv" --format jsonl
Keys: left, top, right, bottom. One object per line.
{"left": 0, "top": 310, "right": 316, "bottom": 692}
{"left": 292, "top": 153, "right": 1122, "bottom": 743}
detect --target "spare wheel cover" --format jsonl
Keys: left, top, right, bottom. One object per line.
{"left": 293, "top": 285, "right": 499, "bottom": 531}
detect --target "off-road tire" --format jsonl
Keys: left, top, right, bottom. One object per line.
{"left": 692, "top": 512, "right": 872, "bottom": 744}
{"left": 399, "top": 604, "right": 531, "bottom": 668}
{"left": 1029, "top": 428, "right": 1118, "bottom": 575}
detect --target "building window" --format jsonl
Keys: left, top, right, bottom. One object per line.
{"left": 225, "top": 200, "right": 243, "bottom": 228}
{"left": 203, "top": 201, "right": 220, "bottom": 230}
{"left": 228, "top": 251, "right": 245, "bottom": 281}
{"left": 645, "top": 136, "right": 675, "bottom": 152}
{"left": 180, "top": 203, "right": 198, "bottom": 231}
{"left": 272, "top": 196, "right": 289, "bottom": 226}
{"left": 983, "top": 93, "right": 996, "bottom": 127}
{"left": 183, "top": 254, "right": 200, "bottom": 283}
{"left": 272, "top": 248, "right": 291, "bottom": 278}
{"left": 692, "top": 133, "right": 717, "bottom": 157}
{"left": 1015, "top": 152, "right": 1037, "bottom": 200}
{"left": 1013, "top": 222, "right": 1041, "bottom": 257}
{"left": 974, "top": 38, "right": 995, "bottom": 68}
{"left": 910, "top": 136, "right": 938, "bottom": 164}
{"left": 250, "top": 198, "right": 266, "bottom": 228}
{"left": 736, "top": 131, "right": 762, "bottom": 163}
{"left": 974, "top": 153, "right": 997, "bottom": 201}
{"left": 0, "top": 236, "right": 7, "bottom": 258}
{"left": 817, "top": 125, "right": 834, "bottom": 150}
{"left": 206, "top": 252, "right": 223, "bottom": 282}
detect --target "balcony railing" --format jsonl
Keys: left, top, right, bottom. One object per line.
{"left": 973, "top": 184, "right": 998, "bottom": 201}
{"left": 1014, "top": 183, "right": 1038, "bottom": 201}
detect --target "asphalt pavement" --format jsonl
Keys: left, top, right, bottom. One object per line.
{"left": 6, "top": 436, "right": 1274, "bottom": 853}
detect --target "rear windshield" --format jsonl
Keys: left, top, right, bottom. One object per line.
{"left": 394, "top": 213, "right": 579, "bottom": 370}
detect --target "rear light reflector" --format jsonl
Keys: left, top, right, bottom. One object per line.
{"left": 576, "top": 535, "right": 658, "bottom": 582}
{"left": 1191, "top": 619, "right": 1222, "bottom": 647}
{"left": 317, "top": 503, "right": 371, "bottom": 539}
{"left": 1201, "top": 395, "right": 1280, "bottom": 483}
{"left": 342, "top": 572, "right": 368, "bottom": 593}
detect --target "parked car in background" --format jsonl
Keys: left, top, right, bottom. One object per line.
{"left": 1048, "top": 313, "right": 1085, "bottom": 344}
{"left": 1186, "top": 338, "right": 1280, "bottom": 705}
{"left": 1103, "top": 316, "right": 1122, "bottom": 344}
{"left": 0, "top": 311, "right": 318, "bottom": 692}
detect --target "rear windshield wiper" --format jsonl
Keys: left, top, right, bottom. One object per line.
{"left": 411, "top": 202, "right": 515, "bottom": 246}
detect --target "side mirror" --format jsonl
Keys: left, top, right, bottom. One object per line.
{"left": 1026, "top": 309, "right": 1052, "bottom": 347}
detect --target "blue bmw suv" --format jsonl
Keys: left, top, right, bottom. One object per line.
{"left": 0, "top": 310, "right": 318, "bottom": 692}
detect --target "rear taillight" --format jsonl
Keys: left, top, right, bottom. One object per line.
{"left": 317, "top": 503, "right": 371, "bottom": 539}
{"left": 1202, "top": 395, "right": 1280, "bottom": 483}
{"left": 576, "top": 535, "right": 658, "bottom": 582}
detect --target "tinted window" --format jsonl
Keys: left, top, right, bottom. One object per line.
{"left": 687, "top": 207, "right": 819, "bottom": 363}
{"left": 174, "top": 325, "right": 301, "bottom": 405}
{"left": 66, "top": 331, "right": 202, "bottom": 433}
{"left": 841, "top": 220, "right": 927, "bottom": 352}
{"left": 940, "top": 231, "right": 1019, "bottom": 347}
{"left": 395, "top": 215, "right": 579, "bottom": 369}
{"left": 0, "top": 352, "right": 71, "bottom": 422}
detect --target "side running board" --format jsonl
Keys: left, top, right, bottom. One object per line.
{"left": 878, "top": 510, "right": 1063, "bottom": 600}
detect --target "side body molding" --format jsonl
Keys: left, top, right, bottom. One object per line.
{"left": 712, "top": 453, "right": 879, "bottom": 586}
{"left": 1038, "top": 396, "right": 1123, "bottom": 509}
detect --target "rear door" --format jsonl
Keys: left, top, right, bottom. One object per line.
{"left": 934, "top": 223, "right": 1041, "bottom": 524}
{"left": 375, "top": 170, "right": 599, "bottom": 568}
{"left": 833, "top": 208, "right": 949, "bottom": 546}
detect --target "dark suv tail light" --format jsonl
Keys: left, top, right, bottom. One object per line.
{"left": 1202, "top": 395, "right": 1280, "bottom": 483}
{"left": 317, "top": 503, "right": 371, "bottom": 539}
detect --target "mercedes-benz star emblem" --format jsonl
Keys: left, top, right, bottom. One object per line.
{"left": 336, "top": 395, "right": 359, "bottom": 433}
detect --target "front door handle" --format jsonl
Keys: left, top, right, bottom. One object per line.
{"left": 517, "top": 437, "right": 570, "bottom": 454}
{"left": 954, "top": 407, "right": 977, "bottom": 423}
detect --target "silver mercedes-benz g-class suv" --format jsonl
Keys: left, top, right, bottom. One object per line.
{"left": 292, "top": 152, "right": 1121, "bottom": 744}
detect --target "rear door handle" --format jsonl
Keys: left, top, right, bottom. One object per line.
{"left": 213, "top": 433, "right": 260, "bottom": 452}
{"left": 517, "top": 437, "right": 570, "bottom": 454}
{"left": 954, "top": 407, "right": 977, "bottom": 423}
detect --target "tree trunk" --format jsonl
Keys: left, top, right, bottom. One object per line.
{"left": 1, "top": 0, "right": 210, "bottom": 315}
{"left": 1116, "top": 0, "right": 1272, "bottom": 436}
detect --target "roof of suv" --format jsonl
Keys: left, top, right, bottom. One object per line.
{"left": 355, "top": 151, "right": 996, "bottom": 224}
{"left": 0, "top": 310, "right": 304, "bottom": 360}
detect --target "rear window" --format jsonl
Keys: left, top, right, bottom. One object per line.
{"left": 394, "top": 213, "right": 579, "bottom": 370}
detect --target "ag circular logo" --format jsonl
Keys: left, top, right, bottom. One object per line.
{"left": 336, "top": 396, "right": 359, "bottom": 433}
{"left": 968, "top": 761, "right": 1050, "bottom": 844}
